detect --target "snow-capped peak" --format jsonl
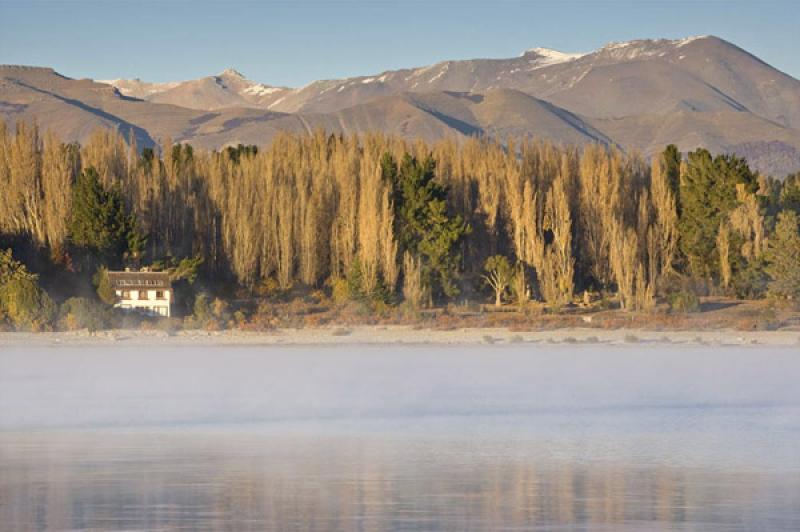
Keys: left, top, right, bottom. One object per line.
{"left": 599, "top": 36, "right": 711, "bottom": 53}
{"left": 520, "top": 47, "right": 586, "bottom": 69}
{"left": 594, "top": 36, "right": 713, "bottom": 61}
{"left": 524, "top": 47, "right": 585, "bottom": 62}
{"left": 676, "top": 35, "right": 711, "bottom": 47}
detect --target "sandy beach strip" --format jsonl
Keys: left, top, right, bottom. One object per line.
{"left": 1, "top": 326, "right": 799, "bottom": 348}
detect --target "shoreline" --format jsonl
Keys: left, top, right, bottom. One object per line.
{"left": 1, "top": 325, "right": 799, "bottom": 348}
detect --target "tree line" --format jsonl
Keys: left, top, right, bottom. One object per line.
{"left": 0, "top": 121, "right": 798, "bottom": 329}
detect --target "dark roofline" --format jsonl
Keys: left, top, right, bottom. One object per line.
{"left": 107, "top": 270, "right": 171, "bottom": 289}
{"left": 107, "top": 271, "right": 170, "bottom": 278}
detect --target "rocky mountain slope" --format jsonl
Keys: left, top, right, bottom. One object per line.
{"left": 99, "top": 69, "right": 291, "bottom": 111}
{"left": 2, "top": 35, "right": 800, "bottom": 176}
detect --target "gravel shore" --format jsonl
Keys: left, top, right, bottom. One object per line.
{"left": 2, "top": 326, "right": 799, "bottom": 348}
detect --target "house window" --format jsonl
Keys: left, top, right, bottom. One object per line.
{"left": 122, "top": 290, "right": 131, "bottom": 299}
{"left": 138, "top": 290, "right": 147, "bottom": 300}
{"left": 156, "top": 290, "right": 165, "bottom": 300}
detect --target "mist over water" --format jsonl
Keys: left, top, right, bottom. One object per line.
{"left": 1, "top": 344, "right": 799, "bottom": 530}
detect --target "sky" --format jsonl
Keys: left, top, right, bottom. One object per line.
{"left": 1, "top": 0, "right": 798, "bottom": 87}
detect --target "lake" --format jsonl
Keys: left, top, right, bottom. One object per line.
{"left": 1, "top": 343, "right": 799, "bottom": 531}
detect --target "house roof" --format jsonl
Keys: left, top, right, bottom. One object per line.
{"left": 107, "top": 271, "right": 171, "bottom": 290}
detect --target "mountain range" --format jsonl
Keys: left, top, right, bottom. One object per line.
{"left": 2, "top": 35, "right": 800, "bottom": 176}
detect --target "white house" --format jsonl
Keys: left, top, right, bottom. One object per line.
{"left": 107, "top": 269, "right": 172, "bottom": 317}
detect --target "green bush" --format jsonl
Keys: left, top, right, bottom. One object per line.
{"left": 93, "top": 266, "right": 117, "bottom": 305}
{"left": 59, "top": 297, "right": 110, "bottom": 332}
{"left": 188, "top": 292, "right": 231, "bottom": 329}
{"left": 669, "top": 289, "right": 700, "bottom": 313}
{"left": 192, "top": 292, "right": 214, "bottom": 328}
{"left": 0, "top": 277, "right": 57, "bottom": 331}
{"left": 732, "top": 258, "right": 769, "bottom": 299}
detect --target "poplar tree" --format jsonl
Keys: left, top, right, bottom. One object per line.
{"left": 1, "top": 119, "right": 790, "bottom": 311}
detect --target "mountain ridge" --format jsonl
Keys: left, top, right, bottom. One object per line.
{"left": 2, "top": 35, "right": 800, "bottom": 176}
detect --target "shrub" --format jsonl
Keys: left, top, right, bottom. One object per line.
{"left": 0, "top": 277, "right": 56, "bottom": 331}
{"left": 246, "top": 301, "right": 278, "bottom": 330}
{"left": 157, "top": 317, "right": 182, "bottom": 335}
{"left": 59, "top": 297, "right": 110, "bottom": 332}
{"left": 233, "top": 310, "right": 247, "bottom": 328}
{"left": 669, "top": 289, "right": 700, "bottom": 313}
{"left": 596, "top": 294, "right": 615, "bottom": 310}
{"left": 372, "top": 299, "right": 393, "bottom": 319}
{"left": 212, "top": 297, "right": 231, "bottom": 324}
{"left": 191, "top": 292, "right": 217, "bottom": 329}
{"left": 732, "top": 258, "right": 769, "bottom": 300}
{"left": 93, "top": 266, "right": 117, "bottom": 305}
{"left": 345, "top": 260, "right": 366, "bottom": 301}
{"left": 330, "top": 277, "right": 351, "bottom": 305}
{"left": 256, "top": 277, "right": 282, "bottom": 298}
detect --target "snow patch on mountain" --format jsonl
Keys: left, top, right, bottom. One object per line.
{"left": 428, "top": 63, "right": 450, "bottom": 83}
{"left": 243, "top": 84, "right": 283, "bottom": 96}
{"left": 677, "top": 35, "right": 710, "bottom": 47}
{"left": 598, "top": 36, "right": 711, "bottom": 60}
{"left": 97, "top": 78, "right": 180, "bottom": 97}
{"left": 523, "top": 47, "right": 586, "bottom": 63}
{"left": 519, "top": 48, "right": 586, "bottom": 72}
{"left": 267, "top": 95, "right": 287, "bottom": 109}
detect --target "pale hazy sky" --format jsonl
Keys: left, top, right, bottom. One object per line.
{"left": 1, "top": 0, "right": 798, "bottom": 86}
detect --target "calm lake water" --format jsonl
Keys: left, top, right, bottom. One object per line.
{"left": 1, "top": 343, "right": 799, "bottom": 531}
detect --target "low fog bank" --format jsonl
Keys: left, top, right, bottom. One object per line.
{"left": 1, "top": 345, "right": 799, "bottom": 431}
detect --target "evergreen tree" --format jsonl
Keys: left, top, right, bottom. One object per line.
{"left": 678, "top": 149, "right": 756, "bottom": 278}
{"left": 68, "top": 167, "right": 143, "bottom": 266}
{"left": 2, "top": 121, "right": 792, "bottom": 312}
{"left": 662, "top": 144, "right": 682, "bottom": 205}
{"left": 765, "top": 210, "right": 800, "bottom": 300}
{"left": 386, "top": 153, "right": 468, "bottom": 300}
{"left": 781, "top": 173, "right": 800, "bottom": 215}
{"left": 93, "top": 266, "right": 116, "bottom": 305}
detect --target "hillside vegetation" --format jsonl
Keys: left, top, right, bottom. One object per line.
{"left": 0, "top": 122, "right": 798, "bottom": 332}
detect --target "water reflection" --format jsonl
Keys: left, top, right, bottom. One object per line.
{"left": 2, "top": 345, "right": 800, "bottom": 530}
{"left": 2, "top": 430, "right": 799, "bottom": 531}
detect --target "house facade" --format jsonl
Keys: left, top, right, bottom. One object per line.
{"left": 107, "top": 269, "right": 172, "bottom": 317}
